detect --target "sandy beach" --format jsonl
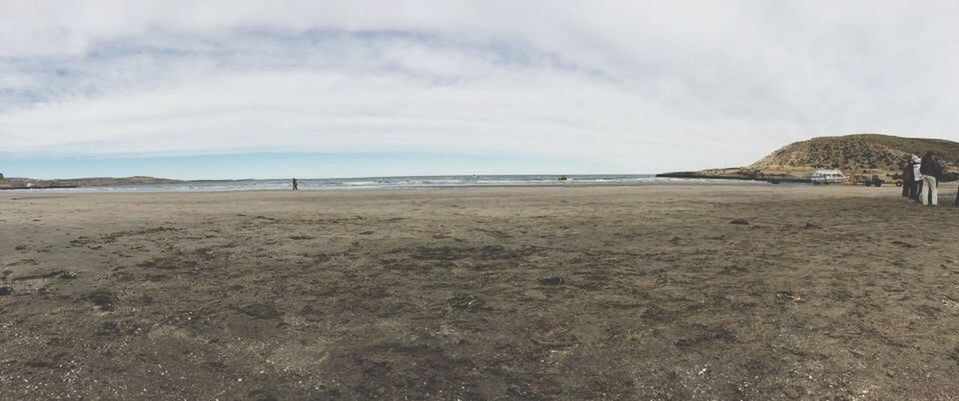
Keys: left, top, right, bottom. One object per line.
{"left": 1, "top": 185, "right": 958, "bottom": 400}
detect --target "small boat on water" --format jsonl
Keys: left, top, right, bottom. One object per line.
{"left": 808, "top": 169, "right": 848, "bottom": 185}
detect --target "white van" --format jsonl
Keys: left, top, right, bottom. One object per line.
{"left": 809, "top": 169, "right": 848, "bottom": 184}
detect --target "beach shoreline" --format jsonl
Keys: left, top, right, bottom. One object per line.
{"left": 0, "top": 174, "right": 776, "bottom": 193}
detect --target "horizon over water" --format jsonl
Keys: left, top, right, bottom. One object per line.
{"left": 9, "top": 174, "right": 769, "bottom": 192}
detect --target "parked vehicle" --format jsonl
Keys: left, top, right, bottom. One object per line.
{"left": 809, "top": 169, "right": 848, "bottom": 185}
{"left": 863, "top": 175, "right": 884, "bottom": 187}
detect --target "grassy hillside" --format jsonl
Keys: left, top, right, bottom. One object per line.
{"left": 751, "top": 134, "right": 956, "bottom": 170}
{"left": 659, "top": 134, "right": 959, "bottom": 182}
{"left": 853, "top": 134, "right": 959, "bottom": 164}
{"left": 746, "top": 134, "right": 958, "bottom": 180}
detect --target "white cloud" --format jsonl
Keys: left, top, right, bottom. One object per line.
{"left": 2, "top": 0, "right": 959, "bottom": 174}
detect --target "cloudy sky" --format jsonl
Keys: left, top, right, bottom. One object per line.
{"left": 2, "top": 0, "right": 958, "bottom": 179}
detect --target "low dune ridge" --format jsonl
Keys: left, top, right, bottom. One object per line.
{"left": 0, "top": 176, "right": 182, "bottom": 190}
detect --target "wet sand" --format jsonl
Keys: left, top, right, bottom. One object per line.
{"left": 1, "top": 185, "right": 958, "bottom": 400}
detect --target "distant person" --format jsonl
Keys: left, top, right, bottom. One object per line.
{"left": 910, "top": 155, "right": 923, "bottom": 203}
{"left": 292, "top": 178, "right": 299, "bottom": 191}
{"left": 919, "top": 151, "right": 943, "bottom": 206}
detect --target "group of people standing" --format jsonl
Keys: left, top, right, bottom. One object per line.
{"left": 900, "top": 151, "right": 949, "bottom": 206}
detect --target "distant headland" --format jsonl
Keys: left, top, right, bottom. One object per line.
{"left": 658, "top": 134, "right": 959, "bottom": 183}
{"left": 0, "top": 176, "right": 182, "bottom": 190}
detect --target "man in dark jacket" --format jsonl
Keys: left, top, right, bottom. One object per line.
{"left": 901, "top": 157, "right": 916, "bottom": 200}
{"left": 919, "top": 151, "right": 943, "bottom": 206}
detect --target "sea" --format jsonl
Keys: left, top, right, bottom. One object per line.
{"left": 12, "top": 174, "right": 770, "bottom": 192}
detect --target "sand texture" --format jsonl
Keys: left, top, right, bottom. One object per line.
{"left": 1, "top": 185, "right": 958, "bottom": 400}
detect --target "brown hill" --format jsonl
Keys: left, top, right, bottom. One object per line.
{"left": 749, "top": 134, "right": 959, "bottom": 177}
{"left": 659, "top": 134, "right": 959, "bottom": 182}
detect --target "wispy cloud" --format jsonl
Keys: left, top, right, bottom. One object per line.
{"left": 2, "top": 0, "right": 958, "bottom": 175}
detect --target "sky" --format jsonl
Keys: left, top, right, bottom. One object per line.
{"left": 2, "top": 0, "right": 959, "bottom": 179}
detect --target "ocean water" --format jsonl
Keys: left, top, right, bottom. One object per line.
{"left": 13, "top": 174, "right": 769, "bottom": 192}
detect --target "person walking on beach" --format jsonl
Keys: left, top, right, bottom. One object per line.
{"left": 292, "top": 178, "right": 299, "bottom": 191}
{"left": 919, "top": 151, "right": 943, "bottom": 206}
